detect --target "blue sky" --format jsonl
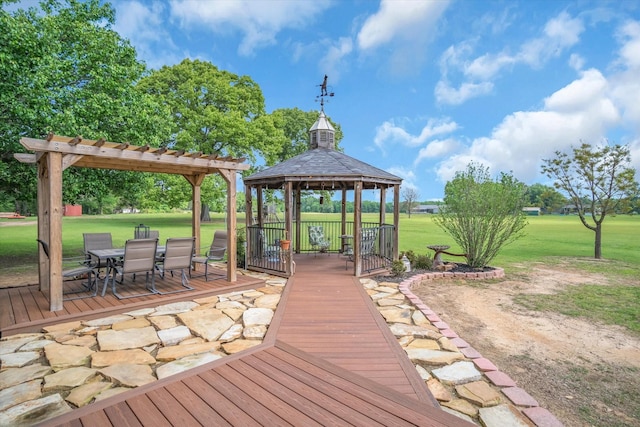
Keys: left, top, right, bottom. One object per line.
{"left": 12, "top": 0, "right": 640, "bottom": 200}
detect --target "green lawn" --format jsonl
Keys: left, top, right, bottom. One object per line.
{"left": 2, "top": 212, "right": 639, "bottom": 267}
{"left": 2, "top": 212, "right": 639, "bottom": 333}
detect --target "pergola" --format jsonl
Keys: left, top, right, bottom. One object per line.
{"left": 15, "top": 134, "right": 249, "bottom": 311}
{"left": 243, "top": 110, "right": 403, "bottom": 276}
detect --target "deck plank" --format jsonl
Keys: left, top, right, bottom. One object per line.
{"left": 23, "top": 256, "right": 474, "bottom": 427}
{"left": 1, "top": 274, "right": 264, "bottom": 337}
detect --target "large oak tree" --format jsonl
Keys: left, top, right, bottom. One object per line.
{"left": 0, "top": 0, "right": 170, "bottom": 213}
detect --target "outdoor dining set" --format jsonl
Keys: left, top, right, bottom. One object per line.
{"left": 38, "top": 227, "right": 228, "bottom": 301}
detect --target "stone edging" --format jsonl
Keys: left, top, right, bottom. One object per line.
{"left": 416, "top": 267, "right": 505, "bottom": 280}
{"left": 394, "top": 272, "right": 562, "bottom": 427}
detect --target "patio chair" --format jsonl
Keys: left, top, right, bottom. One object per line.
{"left": 308, "top": 225, "right": 330, "bottom": 256}
{"left": 83, "top": 233, "right": 112, "bottom": 279}
{"left": 344, "top": 227, "right": 378, "bottom": 269}
{"left": 134, "top": 229, "right": 159, "bottom": 240}
{"left": 36, "top": 239, "right": 97, "bottom": 300}
{"left": 156, "top": 237, "right": 195, "bottom": 293}
{"left": 103, "top": 238, "right": 158, "bottom": 299}
{"left": 192, "top": 230, "right": 227, "bottom": 281}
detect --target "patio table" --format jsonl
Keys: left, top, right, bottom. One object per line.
{"left": 88, "top": 246, "right": 165, "bottom": 296}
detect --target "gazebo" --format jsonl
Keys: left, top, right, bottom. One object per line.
{"left": 243, "top": 97, "right": 402, "bottom": 277}
{"left": 15, "top": 134, "right": 249, "bottom": 311}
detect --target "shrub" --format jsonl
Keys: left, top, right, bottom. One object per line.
{"left": 434, "top": 162, "right": 528, "bottom": 268}
{"left": 390, "top": 260, "right": 406, "bottom": 277}
{"left": 413, "top": 254, "right": 433, "bottom": 270}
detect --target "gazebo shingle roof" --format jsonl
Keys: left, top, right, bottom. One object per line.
{"left": 244, "top": 148, "right": 401, "bottom": 189}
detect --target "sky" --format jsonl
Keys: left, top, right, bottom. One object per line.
{"left": 11, "top": 0, "right": 640, "bottom": 200}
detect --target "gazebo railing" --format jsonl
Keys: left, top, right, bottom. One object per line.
{"left": 246, "top": 222, "right": 395, "bottom": 276}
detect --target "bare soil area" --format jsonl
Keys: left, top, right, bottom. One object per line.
{"left": 409, "top": 261, "right": 640, "bottom": 427}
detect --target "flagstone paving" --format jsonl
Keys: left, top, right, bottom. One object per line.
{"left": 0, "top": 271, "right": 563, "bottom": 427}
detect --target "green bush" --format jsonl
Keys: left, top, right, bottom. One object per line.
{"left": 391, "top": 260, "right": 406, "bottom": 277}
{"left": 236, "top": 227, "right": 246, "bottom": 268}
{"left": 413, "top": 254, "right": 433, "bottom": 270}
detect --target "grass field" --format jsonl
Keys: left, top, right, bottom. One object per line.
{"left": 1, "top": 212, "right": 639, "bottom": 268}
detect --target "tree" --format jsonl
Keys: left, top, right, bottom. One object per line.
{"left": 526, "top": 183, "right": 566, "bottom": 213}
{"left": 136, "top": 59, "right": 286, "bottom": 214}
{"left": 542, "top": 142, "right": 639, "bottom": 259}
{"left": 434, "top": 163, "right": 528, "bottom": 268}
{"left": 0, "top": 0, "right": 171, "bottom": 213}
{"left": 402, "top": 187, "right": 420, "bottom": 218}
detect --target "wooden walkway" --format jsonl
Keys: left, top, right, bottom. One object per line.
{"left": 17, "top": 255, "right": 471, "bottom": 426}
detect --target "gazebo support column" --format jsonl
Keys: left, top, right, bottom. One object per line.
{"left": 284, "top": 182, "right": 294, "bottom": 274}
{"left": 393, "top": 183, "right": 400, "bottom": 260}
{"left": 379, "top": 186, "right": 387, "bottom": 226}
{"left": 295, "top": 187, "right": 302, "bottom": 254}
{"left": 354, "top": 181, "right": 362, "bottom": 276}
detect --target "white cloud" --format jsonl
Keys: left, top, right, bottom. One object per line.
{"left": 569, "top": 53, "right": 585, "bottom": 71}
{"left": 434, "top": 80, "right": 494, "bottom": 106}
{"left": 386, "top": 166, "right": 417, "bottom": 189}
{"left": 373, "top": 118, "right": 459, "bottom": 151}
{"left": 357, "top": 0, "right": 448, "bottom": 50}
{"left": 356, "top": 0, "right": 450, "bottom": 74}
{"left": 320, "top": 37, "right": 353, "bottom": 81}
{"left": 436, "top": 11, "right": 585, "bottom": 106}
{"left": 113, "top": 1, "right": 183, "bottom": 69}
{"left": 436, "top": 67, "right": 623, "bottom": 184}
{"left": 414, "top": 138, "right": 462, "bottom": 166}
{"left": 168, "top": 0, "right": 332, "bottom": 56}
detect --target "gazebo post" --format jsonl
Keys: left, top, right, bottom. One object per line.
{"left": 393, "top": 184, "right": 400, "bottom": 260}
{"left": 379, "top": 186, "right": 387, "bottom": 226}
{"left": 284, "top": 181, "right": 293, "bottom": 271}
{"left": 256, "top": 186, "right": 263, "bottom": 227}
{"left": 295, "top": 186, "right": 302, "bottom": 254}
{"left": 354, "top": 181, "right": 362, "bottom": 276}
{"left": 341, "top": 187, "right": 347, "bottom": 240}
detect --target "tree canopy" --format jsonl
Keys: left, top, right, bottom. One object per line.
{"left": 0, "top": 1, "right": 344, "bottom": 215}
{"left": 0, "top": 0, "right": 170, "bottom": 212}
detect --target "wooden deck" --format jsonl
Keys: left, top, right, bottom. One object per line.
{"left": 0, "top": 269, "right": 264, "bottom": 338}
{"left": 13, "top": 255, "right": 471, "bottom": 426}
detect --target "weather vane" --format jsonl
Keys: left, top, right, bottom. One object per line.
{"left": 315, "top": 74, "right": 334, "bottom": 109}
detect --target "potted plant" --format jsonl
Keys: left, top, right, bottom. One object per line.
{"left": 279, "top": 230, "right": 290, "bottom": 250}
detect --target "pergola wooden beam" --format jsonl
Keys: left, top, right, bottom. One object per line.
{"left": 17, "top": 134, "right": 249, "bottom": 312}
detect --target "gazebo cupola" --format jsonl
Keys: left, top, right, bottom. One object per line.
{"left": 309, "top": 109, "right": 335, "bottom": 149}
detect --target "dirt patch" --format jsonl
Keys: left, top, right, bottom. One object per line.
{"left": 409, "top": 262, "right": 640, "bottom": 427}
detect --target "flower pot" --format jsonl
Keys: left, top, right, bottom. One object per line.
{"left": 280, "top": 240, "right": 291, "bottom": 250}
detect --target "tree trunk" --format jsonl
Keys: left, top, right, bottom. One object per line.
{"left": 594, "top": 223, "right": 602, "bottom": 259}
{"left": 201, "top": 204, "right": 211, "bottom": 222}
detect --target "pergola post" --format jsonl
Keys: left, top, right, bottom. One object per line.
{"left": 37, "top": 156, "right": 49, "bottom": 292}
{"left": 185, "top": 174, "right": 205, "bottom": 257}
{"left": 47, "top": 152, "right": 64, "bottom": 311}
{"left": 220, "top": 170, "right": 237, "bottom": 282}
